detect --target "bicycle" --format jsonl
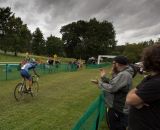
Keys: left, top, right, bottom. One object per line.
{"left": 14, "top": 75, "right": 39, "bottom": 101}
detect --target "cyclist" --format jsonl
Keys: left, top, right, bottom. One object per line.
{"left": 20, "top": 58, "right": 39, "bottom": 92}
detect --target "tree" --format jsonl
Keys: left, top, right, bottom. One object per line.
{"left": 111, "top": 45, "right": 125, "bottom": 55}
{"left": 20, "top": 24, "right": 32, "bottom": 53}
{"left": 155, "top": 38, "right": 160, "bottom": 44}
{"left": 61, "top": 21, "right": 83, "bottom": 58}
{"left": 45, "top": 35, "right": 64, "bottom": 56}
{"left": 7, "top": 15, "right": 32, "bottom": 56}
{"left": 123, "top": 43, "right": 146, "bottom": 63}
{"left": 32, "top": 28, "right": 45, "bottom": 55}
{"left": 0, "top": 7, "right": 32, "bottom": 56}
{"left": 60, "top": 18, "right": 116, "bottom": 60}
{"left": 85, "top": 19, "right": 116, "bottom": 57}
{"left": 0, "top": 7, "right": 13, "bottom": 53}
{"left": 148, "top": 39, "right": 154, "bottom": 46}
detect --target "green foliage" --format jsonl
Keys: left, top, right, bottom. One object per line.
{"left": 60, "top": 18, "right": 116, "bottom": 60}
{"left": 0, "top": 68, "right": 100, "bottom": 130}
{"left": 111, "top": 45, "right": 125, "bottom": 55}
{"left": 0, "top": 65, "right": 144, "bottom": 130}
{"left": 0, "top": 7, "right": 32, "bottom": 56}
{"left": 7, "top": 15, "right": 31, "bottom": 56}
{"left": 0, "top": 53, "right": 24, "bottom": 62}
{"left": 0, "top": 52, "right": 77, "bottom": 64}
{"left": 112, "top": 39, "right": 160, "bottom": 63}
{"left": 123, "top": 43, "right": 147, "bottom": 63}
{"left": 1, "top": 7, "right": 160, "bottom": 60}
{"left": 32, "top": 27, "right": 45, "bottom": 55}
{"left": 46, "top": 35, "right": 65, "bottom": 56}
{"left": 0, "top": 7, "right": 13, "bottom": 53}
{"left": 123, "top": 44, "right": 140, "bottom": 62}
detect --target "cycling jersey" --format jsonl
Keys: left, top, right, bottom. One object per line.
{"left": 21, "top": 63, "right": 37, "bottom": 72}
{"left": 20, "top": 62, "right": 37, "bottom": 80}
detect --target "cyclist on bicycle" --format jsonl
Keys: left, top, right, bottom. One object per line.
{"left": 20, "top": 58, "right": 39, "bottom": 92}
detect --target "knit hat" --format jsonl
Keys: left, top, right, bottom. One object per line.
{"left": 114, "top": 55, "right": 128, "bottom": 65}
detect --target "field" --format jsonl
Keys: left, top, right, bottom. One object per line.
{"left": 0, "top": 53, "right": 24, "bottom": 62}
{"left": 0, "top": 52, "right": 78, "bottom": 64}
{"left": 0, "top": 54, "right": 144, "bottom": 130}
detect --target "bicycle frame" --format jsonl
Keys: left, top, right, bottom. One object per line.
{"left": 14, "top": 75, "right": 39, "bottom": 101}
{"left": 21, "top": 78, "right": 28, "bottom": 92}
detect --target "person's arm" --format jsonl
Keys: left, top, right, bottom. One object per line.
{"left": 99, "top": 73, "right": 132, "bottom": 93}
{"left": 33, "top": 69, "right": 39, "bottom": 77}
{"left": 126, "top": 88, "right": 149, "bottom": 109}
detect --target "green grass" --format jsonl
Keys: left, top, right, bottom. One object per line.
{"left": 0, "top": 53, "right": 144, "bottom": 130}
{"left": 0, "top": 68, "right": 101, "bottom": 130}
{"left": 0, "top": 53, "right": 24, "bottom": 62}
{"left": 0, "top": 53, "right": 79, "bottom": 63}
{"left": 0, "top": 66, "right": 144, "bottom": 130}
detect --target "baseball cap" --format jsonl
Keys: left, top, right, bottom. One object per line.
{"left": 114, "top": 55, "right": 128, "bottom": 65}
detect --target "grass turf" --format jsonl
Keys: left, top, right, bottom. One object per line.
{"left": 0, "top": 64, "right": 143, "bottom": 130}
{"left": 0, "top": 68, "right": 103, "bottom": 130}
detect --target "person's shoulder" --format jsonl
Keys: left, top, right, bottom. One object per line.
{"left": 128, "top": 64, "right": 138, "bottom": 78}
{"left": 118, "top": 69, "right": 132, "bottom": 79}
{"left": 141, "top": 75, "right": 160, "bottom": 88}
{"left": 28, "top": 62, "right": 36, "bottom": 67}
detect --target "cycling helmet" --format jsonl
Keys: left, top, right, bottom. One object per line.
{"left": 30, "top": 58, "right": 35, "bottom": 62}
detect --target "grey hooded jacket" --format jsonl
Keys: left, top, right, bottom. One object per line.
{"left": 98, "top": 66, "right": 134, "bottom": 114}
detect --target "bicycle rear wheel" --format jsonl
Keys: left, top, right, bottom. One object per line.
{"left": 31, "top": 81, "right": 39, "bottom": 96}
{"left": 14, "top": 83, "right": 25, "bottom": 101}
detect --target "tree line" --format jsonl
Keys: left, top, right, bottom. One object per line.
{"left": 0, "top": 7, "right": 64, "bottom": 57}
{"left": 0, "top": 7, "right": 159, "bottom": 63}
{"left": 0, "top": 7, "right": 116, "bottom": 60}
{"left": 113, "top": 39, "right": 160, "bottom": 63}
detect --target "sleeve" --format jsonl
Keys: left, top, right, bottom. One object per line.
{"left": 136, "top": 80, "right": 160, "bottom": 104}
{"left": 101, "top": 76, "right": 110, "bottom": 83}
{"left": 98, "top": 72, "right": 131, "bottom": 93}
{"left": 31, "top": 64, "right": 36, "bottom": 69}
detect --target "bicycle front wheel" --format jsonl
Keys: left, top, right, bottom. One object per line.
{"left": 14, "top": 83, "right": 24, "bottom": 101}
{"left": 31, "top": 81, "right": 39, "bottom": 96}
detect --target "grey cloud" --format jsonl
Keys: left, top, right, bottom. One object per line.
{"left": 0, "top": 0, "right": 160, "bottom": 44}
{"left": 75, "top": 0, "right": 110, "bottom": 19}
{"left": 0, "top": 0, "right": 8, "bottom": 3}
{"left": 119, "top": 0, "right": 160, "bottom": 30}
{"left": 35, "top": 0, "right": 76, "bottom": 14}
{"left": 131, "top": 23, "right": 160, "bottom": 38}
{"left": 13, "top": 1, "right": 27, "bottom": 11}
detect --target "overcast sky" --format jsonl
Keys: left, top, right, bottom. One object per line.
{"left": 0, "top": 0, "right": 160, "bottom": 45}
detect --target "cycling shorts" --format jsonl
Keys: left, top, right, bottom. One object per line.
{"left": 20, "top": 69, "right": 32, "bottom": 80}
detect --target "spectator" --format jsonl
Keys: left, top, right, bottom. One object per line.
{"left": 126, "top": 44, "right": 160, "bottom": 130}
{"left": 92, "top": 55, "right": 134, "bottom": 130}
{"left": 47, "top": 56, "right": 54, "bottom": 65}
{"left": 47, "top": 56, "right": 53, "bottom": 72}
{"left": 73, "top": 59, "right": 79, "bottom": 69}
{"left": 55, "top": 60, "right": 60, "bottom": 68}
